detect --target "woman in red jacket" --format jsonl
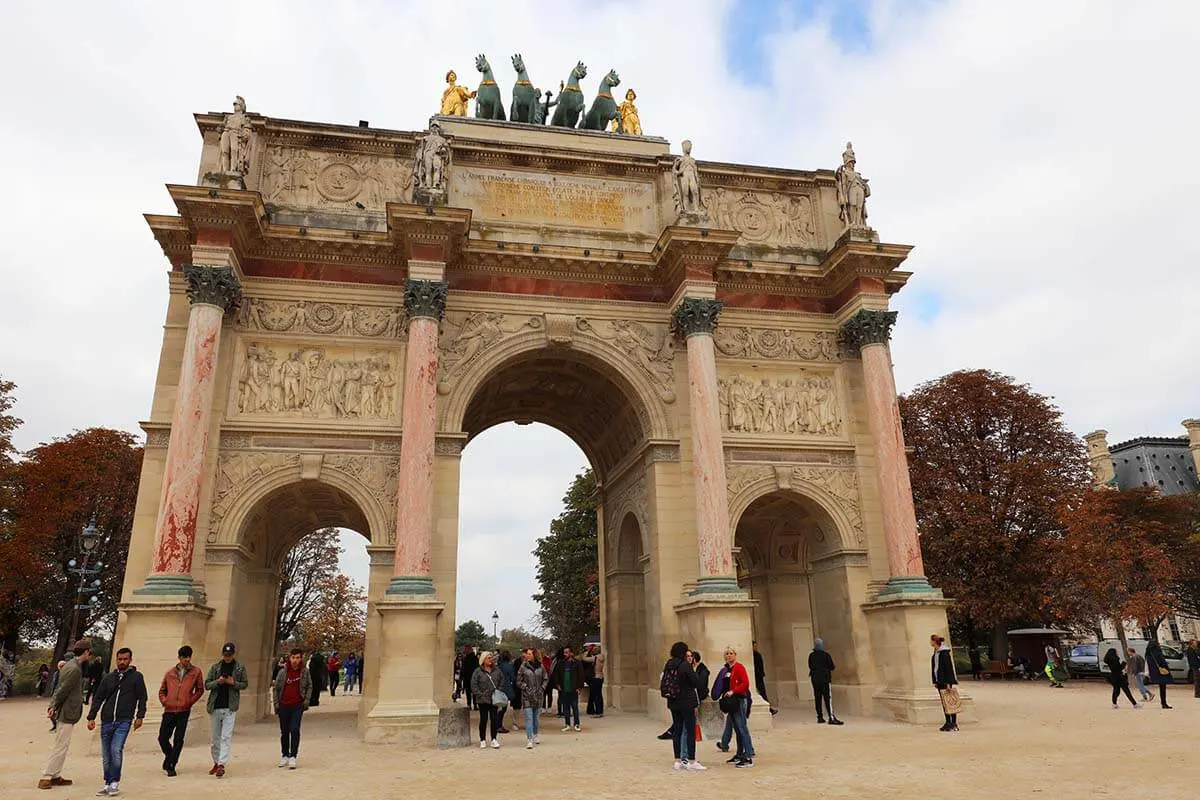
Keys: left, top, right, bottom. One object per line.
{"left": 719, "top": 646, "right": 755, "bottom": 768}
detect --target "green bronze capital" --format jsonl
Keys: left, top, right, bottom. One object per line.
{"left": 183, "top": 265, "right": 242, "bottom": 313}
{"left": 403, "top": 279, "right": 448, "bottom": 320}
{"left": 672, "top": 297, "right": 724, "bottom": 338}
{"left": 839, "top": 308, "right": 897, "bottom": 354}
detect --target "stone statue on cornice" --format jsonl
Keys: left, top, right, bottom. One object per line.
{"left": 672, "top": 139, "right": 709, "bottom": 225}
{"left": 836, "top": 141, "right": 871, "bottom": 231}
{"left": 218, "top": 95, "right": 252, "bottom": 177}
{"left": 411, "top": 122, "right": 450, "bottom": 205}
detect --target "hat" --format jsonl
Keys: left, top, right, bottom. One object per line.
{"left": 222, "top": 642, "right": 237, "bottom": 655}
{"left": 72, "top": 639, "right": 92, "bottom": 654}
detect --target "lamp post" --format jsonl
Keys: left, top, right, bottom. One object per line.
{"left": 66, "top": 517, "right": 104, "bottom": 646}
{"left": 491, "top": 610, "right": 499, "bottom": 645}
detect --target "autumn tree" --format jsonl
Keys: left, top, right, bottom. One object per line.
{"left": 899, "top": 370, "right": 1091, "bottom": 648}
{"left": 1047, "top": 487, "right": 1200, "bottom": 648}
{"left": 0, "top": 377, "right": 21, "bottom": 653}
{"left": 533, "top": 469, "right": 599, "bottom": 647}
{"left": 0, "top": 428, "right": 143, "bottom": 657}
{"left": 276, "top": 527, "right": 342, "bottom": 643}
{"left": 295, "top": 573, "right": 367, "bottom": 655}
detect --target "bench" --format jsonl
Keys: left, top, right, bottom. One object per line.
{"left": 981, "top": 660, "right": 1014, "bottom": 680}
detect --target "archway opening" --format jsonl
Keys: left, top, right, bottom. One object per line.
{"left": 734, "top": 490, "right": 841, "bottom": 709}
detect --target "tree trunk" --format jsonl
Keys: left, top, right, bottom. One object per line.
{"left": 1113, "top": 617, "right": 1130, "bottom": 670}
{"left": 991, "top": 625, "right": 1009, "bottom": 664}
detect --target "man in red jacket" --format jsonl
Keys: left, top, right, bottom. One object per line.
{"left": 157, "top": 645, "right": 205, "bottom": 777}
{"left": 326, "top": 652, "right": 342, "bottom": 697}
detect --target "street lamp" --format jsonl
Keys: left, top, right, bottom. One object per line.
{"left": 67, "top": 517, "right": 105, "bottom": 646}
{"left": 492, "top": 610, "right": 499, "bottom": 643}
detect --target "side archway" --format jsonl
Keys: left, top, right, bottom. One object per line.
{"left": 604, "top": 511, "right": 649, "bottom": 710}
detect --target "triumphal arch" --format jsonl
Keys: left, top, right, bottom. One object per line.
{"left": 118, "top": 79, "right": 951, "bottom": 743}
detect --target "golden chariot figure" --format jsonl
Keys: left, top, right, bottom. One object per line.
{"left": 609, "top": 88, "right": 642, "bottom": 135}
{"left": 440, "top": 70, "right": 476, "bottom": 116}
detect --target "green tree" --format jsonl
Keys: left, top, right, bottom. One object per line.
{"left": 0, "top": 377, "right": 21, "bottom": 653}
{"left": 533, "top": 469, "right": 599, "bottom": 647}
{"left": 455, "top": 619, "right": 492, "bottom": 650}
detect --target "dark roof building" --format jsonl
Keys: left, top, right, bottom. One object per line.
{"left": 1109, "top": 436, "right": 1199, "bottom": 495}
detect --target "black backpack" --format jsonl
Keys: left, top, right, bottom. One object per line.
{"left": 659, "top": 663, "right": 681, "bottom": 699}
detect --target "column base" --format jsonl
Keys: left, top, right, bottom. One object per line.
{"left": 689, "top": 576, "right": 745, "bottom": 596}
{"left": 132, "top": 574, "right": 206, "bottom": 603}
{"left": 876, "top": 575, "right": 942, "bottom": 598}
{"left": 363, "top": 597, "right": 444, "bottom": 745}
{"left": 116, "top": 595, "right": 214, "bottom": 727}
{"left": 385, "top": 575, "right": 437, "bottom": 596}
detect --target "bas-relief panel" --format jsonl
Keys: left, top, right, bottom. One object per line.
{"left": 447, "top": 167, "right": 657, "bottom": 235}
{"left": 714, "top": 327, "right": 838, "bottom": 362}
{"left": 207, "top": 452, "right": 301, "bottom": 543}
{"left": 706, "top": 188, "right": 817, "bottom": 249}
{"left": 237, "top": 298, "right": 406, "bottom": 339}
{"left": 232, "top": 341, "right": 399, "bottom": 421}
{"left": 718, "top": 372, "right": 842, "bottom": 436}
{"left": 259, "top": 146, "right": 412, "bottom": 211}
{"left": 727, "top": 463, "right": 865, "bottom": 548}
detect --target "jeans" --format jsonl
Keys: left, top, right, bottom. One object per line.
{"left": 157, "top": 709, "right": 191, "bottom": 770}
{"left": 586, "top": 678, "right": 605, "bottom": 715}
{"left": 344, "top": 671, "right": 357, "bottom": 693}
{"left": 1133, "top": 673, "right": 1150, "bottom": 699}
{"left": 477, "top": 703, "right": 501, "bottom": 741}
{"left": 523, "top": 706, "right": 540, "bottom": 739}
{"left": 277, "top": 705, "right": 303, "bottom": 757}
{"left": 209, "top": 708, "right": 237, "bottom": 765}
{"left": 728, "top": 697, "right": 754, "bottom": 758}
{"left": 561, "top": 690, "right": 580, "bottom": 726}
{"left": 669, "top": 707, "right": 697, "bottom": 761}
{"left": 100, "top": 720, "right": 132, "bottom": 785}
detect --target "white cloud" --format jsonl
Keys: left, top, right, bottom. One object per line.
{"left": 2, "top": 0, "right": 1197, "bottom": 628}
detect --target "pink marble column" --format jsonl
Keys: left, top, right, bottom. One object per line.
{"left": 673, "top": 297, "right": 739, "bottom": 594}
{"left": 841, "top": 309, "right": 933, "bottom": 595}
{"left": 138, "top": 265, "right": 241, "bottom": 596}
{"left": 388, "top": 279, "right": 448, "bottom": 595}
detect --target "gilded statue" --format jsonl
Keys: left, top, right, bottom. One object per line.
{"left": 835, "top": 141, "right": 871, "bottom": 230}
{"left": 218, "top": 95, "right": 252, "bottom": 176}
{"left": 440, "top": 70, "right": 475, "bottom": 116}
{"left": 610, "top": 88, "right": 642, "bottom": 135}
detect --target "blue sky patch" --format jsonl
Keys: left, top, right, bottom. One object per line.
{"left": 724, "top": 0, "right": 875, "bottom": 85}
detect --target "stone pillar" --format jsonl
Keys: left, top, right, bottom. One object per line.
{"left": 672, "top": 297, "right": 738, "bottom": 594}
{"left": 136, "top": 265, "right": 242, "bottom": 598}
{"left": 1083, "top": 430, "right": 1116, "bottom": 487}
{"left": 387, "top": 278, "right": 448, "bottom": 596}
{"left": 1182, "top": 419, "right": 1200, "bottom": 477}
{"left": 840, "top": 308, "right": 933, "bottom": 596}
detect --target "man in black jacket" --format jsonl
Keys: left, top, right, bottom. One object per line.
{"left": 808, "top": 639, "right": 843, "bottom": 725}
{"left": 307, "top": 651, "right": 326, "bottom": 707}
{"left": 751, "top": 641, "right": 778, "bottom": 715}
{"left": 86, "top": 647, "right": 148, "bottom": 796}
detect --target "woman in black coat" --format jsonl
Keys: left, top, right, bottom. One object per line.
{"left": 662, "top": 641, "right": 706, "bottom": 770}
{"left": 930, "top": 635, "right": 959, "bottom": 732}
{"left": 1103, "top": 648, "right": 1138, "bottom": 708}
{"left": 1144, "top": 641, "right": 1173, "bottom": 709}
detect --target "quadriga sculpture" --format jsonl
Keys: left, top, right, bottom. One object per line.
{"left": 551, "top": 61, "right": 588, "bottom": 128}
{"left": 509, "top": 53, "right": 540, "bottom": 124}
{"left": 581, "top": 69, "right": 622, "bottom": 131}
{"left": 474, "top": 54, "right": 506, "bottom": 120}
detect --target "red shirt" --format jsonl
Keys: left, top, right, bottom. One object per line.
{"left": 729, "top": 661, "right": 751, "bottom": 696}
{"left": 280, "top": 667, "right": 304, "bottom": 707}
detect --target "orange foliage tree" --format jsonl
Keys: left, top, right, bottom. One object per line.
{"left": 295, "top": 573, "right": 367, "bottom": 656}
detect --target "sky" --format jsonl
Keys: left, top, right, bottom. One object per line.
{"left": 2, "top": 1, "right": 1198, "bottom": 630}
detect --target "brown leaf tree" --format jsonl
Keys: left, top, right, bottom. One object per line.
{"left": 295, "top": 573, "right": 367, "bottom": 655}
{"left": 0, "top": 377, "right": 22, "bottom": 653}
{"left": 899, "top": 370, "right": 1091, "bottom": 644}
{"left": 275, "top": 527, "right": 342, "bottom": 643}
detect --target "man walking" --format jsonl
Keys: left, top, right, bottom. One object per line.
{"left": 326, "top": 651, "right": 341, "bottom": 697}
{"left": 307, "top": 649, "right": 326, "bottom": 707}
{"left": 751, "top": 641, "right": 778, "bottom": 715}
{"left": 343, "top": 652, "right": 359, "bottom": 694}
{"left": 157, "top": 645, "right": 205, "bottom": 777}
{"left": 38, "top": 639, "right": 91, "bottom": 790}
{"left": 272, "top": 648, "right": 312, "bottom": 769}
{"left": 206, "top": 642, "right": 248, "bottom": 778}
{"left": 583, "top": 644, "right": 606, "bottom": 717}
{"left": 86, "top": 647, "right": 149, "bottom": 796}
{"left": 552, "top": 646, "right": 583, "bottom": 731}
{"left": 808, "top": 639, "right": 843, "bottom": 725}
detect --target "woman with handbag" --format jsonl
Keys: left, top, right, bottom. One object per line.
{"left": 930, "top": 635, "right": 960, "bottom": 732}
{"left": 718, "top": 646, "right": 756, "bottom": 768}
{"left": 470, "top": 652, "right": 508, "bottom": 748}
{"left": 1144, "top": 640, "right": 1173, "bottom": 709}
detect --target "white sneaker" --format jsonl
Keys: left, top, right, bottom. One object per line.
{"left": 687, "top": 761, "right": 707, "bottom": 771}
{"left": 574, "top": 724, "right": 582, "bottom": 731}
{"left": 562, "top": 725, "right": 571, "bottom": 731}
{"left": 526, "top": 740, "right": 534, "bottom": 749}
{"left": 278, "top": 756, "right": 289, "bottom": 767}
{"left": 96, "top": 787, "right": 111, "bottom": 797}
{"left": 533, "top": 735, "right": 540, "bottom": 745}
{"left": 288, "top": 757, "right": 297, "bottom": 769}
{"left": 480, "top": 740, "right": 488, "bottom": 749}
{"left": 491, "top": 738, "right": 500, "bottom": 749}
{"left": 107, "top": 785, "right": 120, "bottom": 797}
{"left": 673, "top": 760, "right": 684, "bottom": 770}
{"left": 1112, "top": 704, "right": 1119, "bottom": 709}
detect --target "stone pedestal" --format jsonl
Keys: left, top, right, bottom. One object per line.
{"left": 116, "top": 597, "right": 213, "bottom": 726}
{"left": 363, "top": 599, "right": 445, "bottom": 744}
{"left": 861, "top": 591, "right": 960, "bottom": 724}
{"left": 437, "top": 707, "right": 472, "bottom": 748}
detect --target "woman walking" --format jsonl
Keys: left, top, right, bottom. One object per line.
{"left": 931, "top": 634, "right": 960, "bottom": 732}
{"left": 497, "top": 651, "right": 517, "bottom": 734}
{"left": 661, "top": 641, "right": 706, "bottom": 771}
{"left": 1145, "top": 640, "right": 1173, "bottom": 709}
{"left": 516, "top": 648, "right": 546, "bottom": 749}
{"left": 1185, "top": 639, "right": 1200, "bottom": 699}
{"left": 717, "top": 646, "right": 754, "bottom": 768}
{"left": 470, "top": 652, "right": 507, "bottom": 749}
{"left": 1103, "top": 648, "right": 1138, "bottom": 708}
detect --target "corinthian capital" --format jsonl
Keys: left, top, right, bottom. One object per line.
{"left": 184, "top": 265, "right": 242, "bottom": 312}
{"left": 672, "top": 297, "right": 724, "bottom": 338}
{"left": 839, "top": 308, "right": 897, "bottom": 353}
{"left": 403, "top": 278, "right": 448, "bottom": 320}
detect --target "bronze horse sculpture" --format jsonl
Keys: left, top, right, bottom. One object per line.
{"left": 581, "top": 69, "right": 622, "bottom": 131}
{"left": 509, "top": 53, "right": 541, "bottom": 124}
{"left": 474, "top": 54, "right": 506, "bottom": 120}
{"left": 551, "top": 61, "right": 588, "bottom": 128}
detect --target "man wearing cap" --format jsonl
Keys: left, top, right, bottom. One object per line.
{"left": 38, "top": 639, "right": 92, "bottom": 789}
{"left": 158, "top": 645, "right": 205, "bottom": 777}
{"left": 205, "top": 642, "right": 248, "bottom": 778}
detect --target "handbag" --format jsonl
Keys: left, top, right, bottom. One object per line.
{"left": 492, "top": 688, "right": 509, "bottom": 707}
{"left": 938, "top": 686, "right": 963, "bottom": 715}
{"left": 718, "top": 694, "right": 740, "bottom": 714}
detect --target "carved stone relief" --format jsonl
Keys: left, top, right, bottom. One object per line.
{"left": 237, "top": 298, "right": 405, "bottom": 339}
{"left": 707, "top": 188, "right": 816, "bottom": 249}
{"left": 260, "top": 146, "right": 413, "bottom": 210}
{"left": 576, "top": 318, "right": 676, "bottom": 404}
{"left": 437, "top": 312, "right": 543, "bottom": 395}
{"left": 714, "top": 327, "right": 838, "bottom": 362}
{"left": 322, "top": 454, "right": 399, "bottom": 543}
{"left": 718, "top": 373, "right": 842, "bottom": 436}
{"left": 726, "top": 462, "right": 864, "bottom": 548}
{"left": 208, "top": 452, "right": 302, "bottom": 543}
{"left": 235, "top": 342, "right": 398, "bottom": 420}
{"left": 604, "top": 472, "right": 649, "bottom": 564}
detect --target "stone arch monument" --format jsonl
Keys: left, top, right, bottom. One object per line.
{"left": 117, "top": 96, "right": 952, "bottom": 744}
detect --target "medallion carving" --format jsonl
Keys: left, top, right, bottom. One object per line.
{"left": 718, "top": 373, "right": 842, "bottom": 436}
{"left": 714, "top": 327, "right": 838, "bottom": 362}
{"left": 577, "top": 318, "right": 676, "bottom": 404}
{"left": 260, "top": 146, "right": 412, "bottom": 210}
{"left": 437, "top": 312, "right": 543, "bottom": 395}
{"left": 207, "top": 452, "right": 302, "bottom": 543}
{"left": 707, "top": 188, "right": 817, "bottom": 248}
{"left": 235, "top": 342, "right": 398, "bottom": 420}
{"left": 237, "top": 298, "right": 405, "bottom": 339}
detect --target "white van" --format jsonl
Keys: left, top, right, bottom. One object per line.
{"left": 1095, "top": 639, "right": 1190, "bottom": 682}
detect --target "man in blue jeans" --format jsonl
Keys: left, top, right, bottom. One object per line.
{"left": 86, "top": 647, "right": 148, "bottom": 796}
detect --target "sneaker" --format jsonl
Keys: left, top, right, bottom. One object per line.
{"left": 574, "top": 724, "right": 582, "bottom": 731}
{"left": 288, "top": 758, "right": 297, "bottom": 769}
{"left": 715, "top": 742, "right": 730, "bottom": 753}
{"left": 817, "top": 717, "right": 826, "bottom": 723}
{"left": 726, "top": 755, "right": 741, "bottom": 763}
{"left": 673, "top": 760, "right": 684, "bottom": 770}
{"left": 533, "top": 735, "right": 540, "bottom": 745}
{"left": 657, "top": 732, "right": 674, "bottom": 740}
{"left": 526, "top": 740, "right": 534, "bottom": 749}
{"left": 562, "top": 726, "right": 571, "bottom": 732}
{"left": 215, "top": 764, "right": 225, "bottom": 778}
{"left": 166, "top": 768, "right": 177, "bottom": 778}
{"left": 96, "top": 787, "right": 111, "bottom": 796}
{"left": 480, "top": 740, "right": 488, "bottom": 749}
{"left": 770, "top": 707, "right": 778, "bottom": 716}
{"left": 829, "top": 718, "right": 845, "bottom": 726}
{"left": 498, "top": 727, "right": 510, "bottom": 734}
{"left": 491, "top": 738, "right": 500, "bottom": 749}
{"left": 736, "top": 758, "right": 754, "bottom": 769}
{"left": 1112, "top": 704, "right": 1119, "bottom": 709}
{"left": 209, "top": 764, "right": 219, "bottom": 776}
{"left": 108, "top": 786, "right": 120, "bottom": 797}
{"left": 687, "top": 761, "right": 707, "bottom": 771}
{"left": 279, "top": 757, "right": 289, "bottom": 768}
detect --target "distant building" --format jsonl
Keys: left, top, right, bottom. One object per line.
{"left": 1083, "top": 420, "right": 1200, "bottom": 644}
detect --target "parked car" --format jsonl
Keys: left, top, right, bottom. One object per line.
{"left": 1066, "top": 643, "right": 1101, "bottom": 678}
{"left": 1095, "top": 639, "right": 1189, "bottom": 682}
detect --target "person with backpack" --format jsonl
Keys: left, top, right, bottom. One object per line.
{"left": 660, "top": 641, "right": 707, "bottom": 771}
